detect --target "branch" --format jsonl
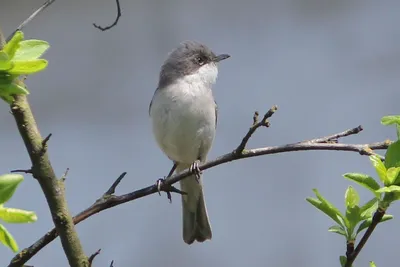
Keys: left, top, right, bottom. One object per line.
{"left": 8, "top": 107, "right": 391, "bottom": 266}
{"left": 2, "top": 1, "right": 88, "bottom": 266}
{"left": 345, "top": 208, "right": 386, "bottom": 267}
{"left": 93, "top": 0, "right": 122, "bottom": 31}
{"left": 6, "top": 0, "right": 56, "bottom": 42}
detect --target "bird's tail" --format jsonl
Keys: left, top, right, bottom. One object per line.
{"left": 176, "top": 163, "right": 212, "bottom": 244}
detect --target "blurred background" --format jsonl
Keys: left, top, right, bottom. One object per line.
{"left": 1, "top": 0, "right": 399, "bottom": 266}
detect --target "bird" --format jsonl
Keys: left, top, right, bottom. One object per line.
{"left": 149, "top": 41, "right": 230, "bottom": 244}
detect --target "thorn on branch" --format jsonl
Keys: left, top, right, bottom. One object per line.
{"left": 60, "top": 168, "right": 69, "bottom": 181}
{"left": 40, "top": 133, "right": 52, "bottom": 154}
{"left": 88, "top": 249, "right": 101, "bottom": 267}
{"left": 10, "top": 168, "right": 32, "bottom": 174}
{"left": 104, "top": 172, "right": 127, "bottom": 196}
{"left": 110, "top": 260, "right": 114, "bottom": 267}
{"left": 93, "top": 0, "right": 122, "bottom": 31}
{"left": 235, "top": 105, "right": 278, "bottom": 154}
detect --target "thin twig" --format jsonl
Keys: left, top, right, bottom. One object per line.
{"left": 88, "top": 249, "right": 101, "bottom": 267}
{"left": 8, "top": 120, "right": 390, "bottom": 266}
{"left": 345, "top": 208, "right": 386, "bottom": 267}
{"left": 93, "top": 0, "right": 122, "bottom": 31}
{"left": 6, "top": 0, "right": 56, "bottom": 42}
{"left": 10, "top": 169, "right": 33, "bottom": 174}
{"left": 306, "top": 125, "right": 363, "bottom": 144}
{"left": 235, "top": 105, "right": 278, "bottom": 154}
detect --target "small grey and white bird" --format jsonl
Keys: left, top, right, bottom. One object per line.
{"left": 149, "top": 41, "right": 230, "bottom": 244}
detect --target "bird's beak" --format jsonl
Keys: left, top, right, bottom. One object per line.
{"left": 213, "top": 54, "right": 230, "bottom": 62}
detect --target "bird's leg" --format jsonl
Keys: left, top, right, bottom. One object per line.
{"left": 189, "top": 159, "right": 202, "bottom": 183}
{"left": 156, "top": 162, "right": 178, "bottom": 202}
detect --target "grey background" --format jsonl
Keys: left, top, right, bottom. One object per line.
{"left": 0, "top": 0, "right": 399, "bottom": 266}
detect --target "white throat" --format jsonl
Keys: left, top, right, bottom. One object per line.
{"left": 182, "top": 63, "right": 219, "bottom": 86}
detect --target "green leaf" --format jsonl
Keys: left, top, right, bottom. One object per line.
{"left": 8, "top": 59, "right": 48, "bottom": 75}
{"left": 0, "top": 223, "right": 18, "bottom": 252}
{"left": 13, "top": 40, "right": 49, "bottom": 61}
{"left": 370, "top": 261, "right": 377, "bottom": 267}
{"left": 306, "top": 189, "right": 346, "bottom": 227}
{"left": 370, "top": 155, "right": 388, "bottom": 185}
{"left": 0, "top": 174, "right": 24, "bottom": 204}
{"left": 376, "top": 185, "right": 400, "bottom": 193}
{"left": 387, "top": 167, "right": 400, "bottom": 185}
{"left": 356, "top": 214, "right": 393, "bottom": 234}
{"left": 339, "top": 255, "right": 347, "bottom": 267}
{"left": 0, "top": 52, "right": 12, "bottom": 70}
{"left": 328, "top": 225, "right": 347, "bottom": 237}
{"left": 0, "top": 207, "right": 37, "bottom": 223}
{"left": 360, "top": 198, "right": 378, "bottom": 220}
{"left": 381, "top": 115, "right": 400, "bottom": 126}
{"left": 2, "top": 31, "right": 24, "bottom": 59}
{"left": 343, "top": 173, "right": 380, "bottom": 197}
{"left": 397, "top": 125, "right": 400, "bottom": 140}
{"left": 385, "top": 141, "right": 400, "bottom": 176}
{"left": 345, "top": 186, "right": 360, "bottom": 208}
{"left": 0, "top": 82, "right": 30, "bottom": 95}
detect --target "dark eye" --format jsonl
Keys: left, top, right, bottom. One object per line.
{"left": 195, "top": 56, "right": 205, "bottom": 65}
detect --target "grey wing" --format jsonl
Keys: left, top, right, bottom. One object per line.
{"left": 214, "top": 100, "right": 218, "bottom": 129}
{"left": 148, "top": 88, "right": 158, "bottom": 116}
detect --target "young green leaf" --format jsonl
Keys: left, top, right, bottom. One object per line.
{"left": 370, "top": 261, "right": 377, "bottom": 267}
{"left": 360, "top": 198, "right": 378, "bottom": 220}
{"left": 13, "top": 40, "right": 50, "bottom": 61}
{"left": 381, "top": 115, "right": 400, "bottom": 126}
{"left": 306, "top": 189, "right": 346, "bottom": 227}
{"left": 397, "top": 125, "right": 400, "bottom": 140}
{"left": 370, "top": 155, "right": 388, "bottom": 185}
{"left": 343, "top": 173, "right": 380, "bottom": 197}
{"left": 8, "top": 59, "right": 48, "bottom": 75}
{"left": 328, "top": 225, "right": 347, "bottom": 237}
{"left": 2, "top": 31, "right": 24, "bottom": 59}
{"left": 0, "top": 207, "right": 37, "bottom": 223}
{"left": 356, "top": 214, "right": 393, "bottom": 234}
{"left": 339, "top": 256, "right": 347, "bottom": 267}
{"left": 386, "top": 167, "right": 400, "bottom": 185}
{"left": 385, "top": 140, "right": 400, "bottom": 173}
{"left": 345, "top": 186, "right": 360, "bottom": 208}
{"left": 375, "top": 185, "right": 400, "bottom": 193}
{"left": 0, "top": 82, "right": 30, "bottom": 95}
{"left": 0, "top": 224, "right": 18, "bottom": 252}
{"left": 0, "top": 52, "right": 12, "bottom": 71}
{"left": 0, "top": 174, "right": 24, "bottom": 205}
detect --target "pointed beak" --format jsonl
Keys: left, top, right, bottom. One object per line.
{"left": 213, "top": 54, "right": 230, "bottom": 62}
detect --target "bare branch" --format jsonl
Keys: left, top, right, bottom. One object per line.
{"left": 235, "top": 105, "right": 278, "bottom": 154}
{"left": 305, "top": 125, "right": 363, "bottom": 144}
{"left": 88, "top": 249, "right": 101, "bottom": 267}
{"left": 6, "top": 0, "right": 56, "bottom": 42}
{"left": 93, "top": 0, "right": 122, "bottom": 31}
{"left": 10, "top": 168, "right": 33, "bottom": 174}
{"left": 8, "top": 110, "right": 391, "bottom": 266}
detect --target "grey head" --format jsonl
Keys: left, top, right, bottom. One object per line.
{"left": 158, "top": 41, "right": 230, "bottom": 88}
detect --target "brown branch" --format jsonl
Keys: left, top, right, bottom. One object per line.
{"left": 345, "top": 208, "right": 386, "bottom": 267}
{"left": 2, "top": 1, "right": 88, "bottom": 266}
{"left": 93, "top": 0, "right": 122, "bottom": 31}
{"left": 88, "top": 249, "right": 101, "bottom": 267}
{"left": 8, "top": 108, "right": 391, "bottom": 266}
{"left": 6, "top": 0, "right": 56, "bottom": 42}
{"left": 235, "top": 105, "right": 278, "bottom": 154}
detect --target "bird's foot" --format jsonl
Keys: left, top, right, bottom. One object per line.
{"left": 189, "top": 160, "right": 202, "bottom": 182}
{"left": 155, "top": 177, "right": 187, "bottom": 203}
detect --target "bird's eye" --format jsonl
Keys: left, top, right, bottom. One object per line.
{"left": 195, "top": 56, "right": 205, "bottom": 65}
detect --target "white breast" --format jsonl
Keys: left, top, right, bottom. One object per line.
{"left": 150, "top": 63, "right": 218, "bottom": 164}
